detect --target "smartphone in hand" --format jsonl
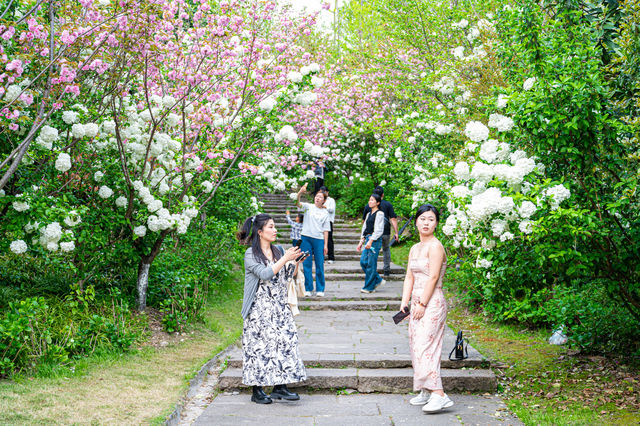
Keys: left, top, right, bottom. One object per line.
{"left": 295, "top": 251, "right": 310, "bottom": 262}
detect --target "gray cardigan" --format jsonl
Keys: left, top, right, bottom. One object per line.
{"left": 241, "top": 245, "right": 284, "bottom": 319}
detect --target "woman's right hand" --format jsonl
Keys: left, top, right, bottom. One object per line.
{"left": 283, "top": 246, "right": 301, "bottom": 262}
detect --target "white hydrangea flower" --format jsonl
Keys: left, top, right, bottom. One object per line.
{"left": 0, "top": 189, "right": 4, "bottom": 197}
{"left": 470, "top": 162, "right": 494, "bottom": 182}
{"left": 464, "top": 121, "right": 490, "bottom": 142}
{"left": 115, "top": 196, "right": 128, "bottom": 208}
{"left": 71, "top": 123, "right": 86, "bottom": 139}
{"left": 64, "top": 211, "right": 81, "bottom": 227}
{"left": 39, "top": 125, "right": 60, "bottom": 143}
{"left": 488, "top": 113, "right": 515, "bottom": 132}
{"left": 60, "top": 241, "right": 75, "bottom": 252}
{"left": 451, "top": 185, "right": 471, "bottom": 198}
{"left": 84, "top": 123, "right": 99, "bottom": 138}
{"left": 467, "top": 27, "right": 480, "bottom": 41}
{"left": 10, "top": 240, "right": 28, "bottom": 254}
{"left": 259, "top": 97, "right": 277, "bottom": 112}
{"left": 4, "top": 84, "right": 22, "bottom": 102}
{"left": 133, "top": 225, "right": 147, "bottom": 237}
{"left": 148, "top": 199, "right": 162, "bottom": 213}
{"left": 452, "top": 19, "right": 469, "bottom": 29}
{"left": 491, "top": 219, "right": 507, "bottom": 237}
{"left": 475, "top": 257, "right": 493, "bottom": 268}
{"left": 98, "top": 185, "right": 113, "bottom": 199}
{"left": 293, "top": 91, "right": 317, "bottom": 107}
{"left": 94, "top": 171, "right": 104, "bottom": 182}
{"left": 545, "top": 184, "right": 571, "bottom": 209}
{"left": 496, "top": 94, "right": 509, "bottom": 109}
{"left": 311, "top": 76, "right": 324, "bottom": 87}
{"left": 12, "top": 201, "right": 30, "bottom": 212}
{"left": 453, "top": 162, "right": 470, "bottom": 181}
{"left": 162, "top": 95, "right": 175, "bottom": 108}
{"left": 519, "top": 220, "right": 533, "bottom": 234}
{"left": 55, "top": 153, "right": 72, "bottom": 172}
{"left": 102, "top": 120, "right": 116, "bottom": 134}
{"left": 287, "top": 71, "right": 303, "bottom": 83}
{"left": 62, "top": 110, "right": 79, "bottom": 124}
{"left": 479, "top": 139, "right": 499, "bottom": 163}
{"left": 451, "top": 46, "right": 465, "bottom": 59}
{"left": 523, "top": 77, "right": 537, "bottom": 91}
{"left": 500, "top": 232, "right": 514, "bottom": 242}
{"left": 274, "top": 125, "right": 298, "bottom": 143}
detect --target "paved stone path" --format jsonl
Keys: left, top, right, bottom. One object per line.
{"left": 185, "top": 193, "right": 522, "bottom": 425}
{"left": 195, "top": 394, "right": 520, "bottom": 425}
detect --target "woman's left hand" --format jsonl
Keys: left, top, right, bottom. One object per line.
{"left": 412, "top": 302, "right": 426, "bottom": 320}
{"left": 364, "top": 240, "right": 372, "bottom": 250}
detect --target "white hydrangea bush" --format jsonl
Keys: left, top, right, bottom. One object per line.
{"left": 409, "top": 111, "right": 571, "bottom": 269}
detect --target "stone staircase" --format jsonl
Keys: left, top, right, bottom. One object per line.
{"left": 218, "top": 193, "right": 496, "bottom": 393}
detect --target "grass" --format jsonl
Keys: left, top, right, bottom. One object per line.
{"left": 0, "top": 269, "right": 244, "bottom": 425}
{"left": 391, "top": 242, "right": 640, "bottom": 426}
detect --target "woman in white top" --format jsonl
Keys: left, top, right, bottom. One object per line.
{"left": 356, "top": 193, "right": 386, "bottom": 293}
{"left": 296, "top": 183, "right": 331, "bottom": 297}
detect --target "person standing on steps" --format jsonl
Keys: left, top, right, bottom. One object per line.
{"left": 361, "top": 186, "right": 399, "bottom": 278}
{"left": 285, "top": 209, "right": 304, "bottom": 247}
{"left": 296, "top": 183, "right": 331, "bottom": 297}
{"left": 357, "top": 193, "right": 386, "bottom": 293}
{"left": 238, "top": 213, "right": 307, "bottom": 405}
{"left": 400, "top": 204, "right": 453, "bottom": 413}
{"left": 320, "top": 186, "right": 336, "bottom": 264}
{"left": 312, "top": 161, "right": 326, "bottom": 195}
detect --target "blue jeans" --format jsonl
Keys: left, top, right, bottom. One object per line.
{"left": 360, "top": 236, "right": 383, "bottom": 291}
{"left": 301, "top": 235, "right": 325, "bottom": 292}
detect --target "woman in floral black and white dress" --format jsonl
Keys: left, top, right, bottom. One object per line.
{"left": 238, "top": 213, "right": 307, "bottom": 404}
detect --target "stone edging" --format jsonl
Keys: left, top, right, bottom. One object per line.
{"left": 165, "top": 343, "right": 238, "bottom": 425}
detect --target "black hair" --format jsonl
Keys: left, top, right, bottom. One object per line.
{"left": 237, "top": 213, "right": 283, "bottom": 264}
{"left": 414, "top": 204, "right": 440, "bottom": 225}
{"left": 319, "top": 185, "right": 328, "bottom": 192}
{"left": 297, "top": 213, "right": 304, "bottom": 223}
{"left": 373, "top": 186, "right": 384, "bottom": 196}
{"left": 370, "top": 193, "right": 382, "bottom": 206}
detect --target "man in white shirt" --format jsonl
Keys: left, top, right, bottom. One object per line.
{"left": 320, "top": 186, "right": 336, "bottom": 264}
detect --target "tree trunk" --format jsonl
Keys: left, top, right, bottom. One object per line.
{"left": 135, "top": 230, "right": 170, "bottom": 311}
{"left": 136, "top": 260, "right": 151, "bottom": 311}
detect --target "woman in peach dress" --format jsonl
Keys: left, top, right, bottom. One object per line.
{"left": 400, "top": 204, "right": 453, "bottom": 413}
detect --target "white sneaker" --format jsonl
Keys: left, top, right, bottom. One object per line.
{"left": 422, "top": 393, "right": 453, "bottom": 413}
{"left": 409, "top": 390, "right": 431, "bottom": 406}
{"left": 304, "top": 291, "right": 312, "bottom": 297}
{"left": 316, "top": 292, "right": 324, "bottom": 297}
{"left": 327, "top": 260, "right": 334, "bottom": 264}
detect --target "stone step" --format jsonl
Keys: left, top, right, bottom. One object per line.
{"left": 225, "top": 350, "right": 485, "bottom": 370}
{"left": 218, "top": 367, "right": 496, "bottom": 393}
{"left": 324, "top": 262, "right": 405, "bottom": 274}
{"left": 299, "top": 300, "right": 394, "bottom": 311}
{"left": 301, "top": 280, "right": 403, "bottom": 300}
{"left": 323, "top": 272, "right": 405, "bottom": 281}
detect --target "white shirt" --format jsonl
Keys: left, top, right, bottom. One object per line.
{"left": 324, "top": 196, "right": 336, "bottom": 223}
{"left": 300, "top": 202, "right": 331, "bottom": 240}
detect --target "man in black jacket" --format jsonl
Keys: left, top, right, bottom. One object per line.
{"left": 361, "top": 186, "right": 399, "bottom": 278}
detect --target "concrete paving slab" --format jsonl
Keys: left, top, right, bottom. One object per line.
{"left": 195, "top": 393, "right": 522, "bottom": 426}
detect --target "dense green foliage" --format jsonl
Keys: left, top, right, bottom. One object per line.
{"left": 0, "top": 177, "right": 260, "bottom": 377}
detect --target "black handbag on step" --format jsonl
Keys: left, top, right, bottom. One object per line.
{"left": 448, "top": 330, "right": 469, "bottom": 360}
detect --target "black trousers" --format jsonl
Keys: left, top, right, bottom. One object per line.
{"left": 327, "top": 221, "right": 335, "bottom": 261}
{"left": 313, "top": 177, "right": 324, "bottom": 195}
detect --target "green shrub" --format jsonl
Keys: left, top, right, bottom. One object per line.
{"left": 549, "top": 283, "right": 640, "bottom": 355}
{"left": 0, "top": 287, "right": 142, "bottom": 377}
